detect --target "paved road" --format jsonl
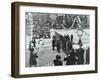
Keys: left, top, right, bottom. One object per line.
{"left": 25, "top": 46, "right": 66, "bottom": 67}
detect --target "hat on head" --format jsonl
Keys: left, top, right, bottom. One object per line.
{"left": 56, "top": 55, "right": 61, "bottom": 59}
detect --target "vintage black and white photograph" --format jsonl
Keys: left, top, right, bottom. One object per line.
{"left": 11, "top": 2, "right": 97, "bottom": 77}
{"left": 25, "top": 12, "right": 90, "bottom": 67}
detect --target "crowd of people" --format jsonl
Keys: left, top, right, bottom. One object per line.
{"left": 52, "top": 34, "right": 90, "bottom": 66}
{"left": 52, "top": 34, "right": 73, "bottom": 53}
{"left": 32, "top": 23, "right": 51, "bottom": 39}
{"left": 28, "top": 33, "right": 90, "bottom": 67}
{"left": 30, "top": 15, "right": 82, "bottom": 39}
{"left": 53, "top": 47, "right": 90, "bottom": 66}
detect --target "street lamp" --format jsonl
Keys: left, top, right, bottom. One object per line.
{"left": 77, "top": 27, "right": 83, "bottom": 46}
{"left": 74, "top": 15, "right": 84, "bottom": 46}
{"left": 77, "top": 28, "right": 83, "bottom": 38}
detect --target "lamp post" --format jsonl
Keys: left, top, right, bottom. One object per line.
{"left": 76, "top": 16, "right": 84, "bottom": 46}
{"left": 77, "top": 27, "right": 83, "bottom": 46}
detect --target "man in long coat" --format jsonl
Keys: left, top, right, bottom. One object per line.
{"left": 77, "top": 44, "right": 84, "bottom": 64}
{"left": 52, "top": 36, "right": 56, "bottom": 50}
{"left": 29, "top": 43, "right": 38, "bottom": 67}
{"left": 56, "top": 39, "right": 61, "bottom": 53}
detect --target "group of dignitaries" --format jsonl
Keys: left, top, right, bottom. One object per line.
{"left": 52, "top": 34, "right": 89, "bottom": 66}
{"left": 52, "top": 34, "right": 73, "bottom": 53}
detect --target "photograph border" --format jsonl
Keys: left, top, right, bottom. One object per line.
{"left": 11, "top": 2, "right": 98, "bottom": 78}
